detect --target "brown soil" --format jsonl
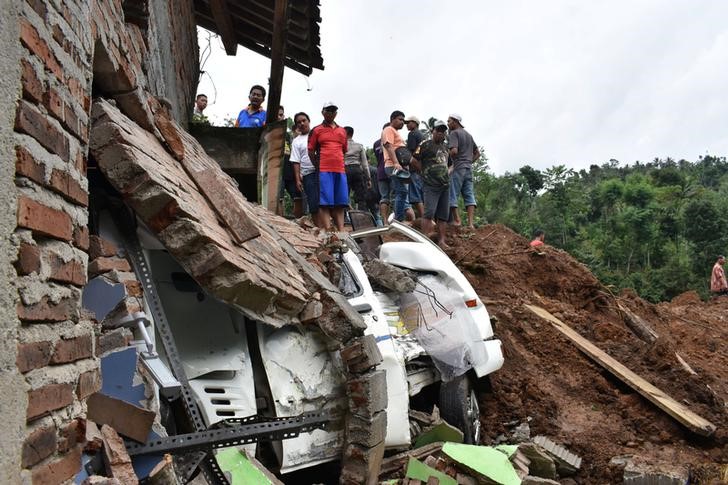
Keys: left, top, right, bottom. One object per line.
{"left": 444, "top": 224, "right": 728, "bottom": 483}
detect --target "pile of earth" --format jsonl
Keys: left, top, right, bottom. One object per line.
{"left": 444, "top": 224, "right": 727, "bottom": 483}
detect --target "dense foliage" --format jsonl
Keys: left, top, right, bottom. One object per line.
{"left": 470, "top": 155, "right": 728, "bottom": 302}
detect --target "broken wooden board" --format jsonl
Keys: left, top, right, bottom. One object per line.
{"left": 524, "top": 304, "right": 716, "bottom": 437}
{"left": 617, "top": 303, "right": 658, "bottom": 344}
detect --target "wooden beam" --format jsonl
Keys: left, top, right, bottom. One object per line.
{"left": 209, "top": 0, "right": 238, "bottom": 55}
{"left": 266, "top": 0, "right": 289, "bottom": 124}
{"left": 524, "top": 304, "right": 716, "bottom": 437}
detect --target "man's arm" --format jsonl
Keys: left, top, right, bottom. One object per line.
{"left": 292, "top": 162, "right": 303, "bottom": 193}
{"left": 359, "top": 146, "right": 371, "bottom": 185}
{"left": 307, "top": 127, "right": 319, "bottom": 170}
{"left": 473, "top": 146, "right": 480, "bottom": 161}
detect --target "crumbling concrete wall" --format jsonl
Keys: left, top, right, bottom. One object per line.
{"left": 4, "top": 0, "right": 200, "bottom": 482}
{"left": 0, "top": 2, "right": 27, "bottom": 482}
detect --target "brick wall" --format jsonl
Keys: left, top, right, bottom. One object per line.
{"left": 6, "top": 0, "right": 199, "bottom": 482}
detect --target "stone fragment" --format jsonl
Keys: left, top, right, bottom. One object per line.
{"left": 85, "top": 420, "right": 104, "bottom": 453}
{"left": 340, "top": 334, "right": 383, "bottom": 374}
{"left": 518, "top": 442, "right": 557, "bottom": 479}
{"left": 532, "top": 436, "right": 581, "bottom": 476}
{"left": 346, "top": 411, "right": 387, "bottom": 448}
{"left": 363, "top": 259, "right": 416, "bottom": 293}
{"left": 101, "top": 424, "right": 139, "bottom": 484}
{"left": 521, "top": 476, "right": 561, "bottom": 485}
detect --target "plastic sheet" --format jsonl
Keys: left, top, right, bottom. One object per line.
{"left": 401, "top": 275, "right": 486, "bottom": 381}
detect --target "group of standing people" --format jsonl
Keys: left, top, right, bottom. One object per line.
{"left": 225, "top": 85, "right": 481, "bottom": 242}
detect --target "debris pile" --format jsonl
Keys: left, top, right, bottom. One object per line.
{"left": 443, "top": 224, "right": 727, "bottom": 483}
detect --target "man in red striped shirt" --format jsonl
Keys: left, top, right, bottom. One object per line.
{"left": 308, "top": 102, "right": 348, "bottom": 230}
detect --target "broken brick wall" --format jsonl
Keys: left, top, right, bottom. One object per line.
{"left": 3, "top": 0, "right": 199, "bottom": 482}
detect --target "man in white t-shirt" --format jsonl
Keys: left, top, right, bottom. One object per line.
{"left": 290, "top": 112, "right": 319, "bottom": 225}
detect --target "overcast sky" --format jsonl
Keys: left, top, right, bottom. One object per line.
{"left": 196, "top": 0, "right": 728, "bottom": 175}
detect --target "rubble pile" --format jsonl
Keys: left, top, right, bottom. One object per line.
{"left": 443, "top": 224, "right": 727, "bottom": 483}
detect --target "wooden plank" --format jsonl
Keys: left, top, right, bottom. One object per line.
{"left": 266, "top": 0, "right": 289, "bottom": 124}
{"left": 208, "top": 0, "right": 238, "bottom": 55}
{"left": 524, "top": 304, "right": 716, "bottom": 437}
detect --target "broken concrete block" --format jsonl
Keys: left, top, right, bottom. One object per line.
{"left": 100, "top": 425, "right": 139, "bottom": 485}
{"left": 363, "top": 259, "right": 416, "bottom": 293}
{"left": 346, "top": 369, "right": 388, "bottom": 418}
{"left": 85, "top": 420, "right": 104, "bottom": 453}
{"left": 414, "top": 421, "right": 464, "bottom": 449}
{"left": 623, "top": 460, "right": 689, "bottom": 485}
{"left": 299, "top": 298, "right": 323, "bottom": 323}
{"left": 87, "top": 392, "right": 155, "bottom": 443}
{"left": 532, "top": 436, "right": 581, "bottom": 476}
{"left": 82, "top": 476, "right": 122, "bottom": 485}
{"left": 340, "top": 440, "right": 386, "bottom": 485}
{"left": 340, "top": 334, "right": 383, "bottom": 374}
{"left": 346, "top": 411, "right": 387, "bottom": 448}
{"left": 521, "top": 476, "right": 560, "bottom": 485}
{"left": 517, "top": 442, "right": 557, "bottom": 479}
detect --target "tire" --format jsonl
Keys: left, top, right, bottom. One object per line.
{"left": 439, "top": 374, "right": 481, "bottom": 444}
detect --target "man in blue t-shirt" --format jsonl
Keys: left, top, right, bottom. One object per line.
{"left": 235, "top": 85, "right": 267, "bottom": 128}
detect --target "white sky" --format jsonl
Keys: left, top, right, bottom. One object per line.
{"left": 195, "top": 0, "right": 728, "bottom": 175}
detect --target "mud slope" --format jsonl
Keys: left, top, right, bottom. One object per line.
{"left": 446, "top": 224, "right": 727, "bottom": 483}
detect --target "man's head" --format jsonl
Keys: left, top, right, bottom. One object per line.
{"left": 344, "top": 126, "right": 354, "bottom": 139}
{"left": 432, "top": 120, "right": 447, "bottom": 143}
{"left": 249, "top": 85, "right": 266, "bottom": 108}
{"left": 533, "top": 229, "right": 545, "bottom": 241}
{"left": 447, "top": 113, "right": 463, "bottom": 130}
{"left": 718, "top": 255, "right": 726, "bottom": 265}
{"left": 294, "top": 112, "right": 310, "bottom": 134}
{"left": 390, "top": 110, "right": 405, "bottom": 130}
{"left": 195, "top": 94, "right": 208, "bottom": 112}
{"left": 322, "top": 102, "right": 338, "bottom": 124}
{"left": 404, "top": 115, "right": 420, "bottom": 132}
{"left": 277, "top": 105, "right": 285, "bottom": 121}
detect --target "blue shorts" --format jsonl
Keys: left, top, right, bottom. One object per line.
{"left": 303, "top": 173, "right": 319, "bottom": 214}
{"left": 319, "top": 171, "right": 349, "bottom": 207}
{"left": 409, "top": 172, "right": 423, "bottom": 204}
{"left": 449, "top": 166, "right": 476, "bottom": 207}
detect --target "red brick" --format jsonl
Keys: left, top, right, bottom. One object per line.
{"left": 27, "top": 383, "right": 74, "bottom": 421}
{"left": 17, "top": 340, "right": 53, "bottom": 373}
{"left": 64, "top": 103, "right": 89, "bottom": 143}
{"left": 17, "top": 195, "right": 73, "bottom": 241}
{"left": 89, "top": 257, "right": 131, "bottom": 276}
{"left": 15, "top": 242, "right": 41, "bottom": 275}
{"left": 20, "top": 58, "right": 44, "bottom": 103}
{"left": 26, "top": 0, "right": 48, "bottom": 19}
{"left": 58, "top": 418, "right": 85, "bottom": 453}
{"left": 51, "top": 335, "right": 93, "bottom": 364}
{"left": 19, "top": 18, "right": 63, "bottom": 82}
{"left": 43, "top": 86, "right": 64, "bottom": 121}
{"left": 18, "top": 294, "right": 78, "bottom": 323}
{"left": 15, "top": 100, "right": 70, "bottom": 163}
{"left": 15, "top": 145, "right": 46, "bottom": 185}
{"left": 89, "top": 235, "right": 119, "bottom": 259}
{"left": 47, "top": 251, "right": 86, "bottom": 286}
{"left": 73, "top": 225, "right": 90, "bottom": 251}
{"left": 100, "top": 425, "right": 138, "bottom": 484}
{"left": 31, "top": 445, "right": 82, "bottom": 484}
{"left": 66, "top": 76, "right": 90, "bottom": 112}
{"left": 49, "top": 168, "right": 88, "bottom": 207}
{"left": 76, "top": 368, "right": 102, "bottom": 400}
{"left": 96, "top": 328, "right": 132, "bottom": 356}
{"left": 22, "top": 423, "right": 57, "bottom": 468}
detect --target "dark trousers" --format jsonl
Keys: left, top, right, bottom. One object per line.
{"left": 345, "top": 165, "right": 368, "bottom": 210}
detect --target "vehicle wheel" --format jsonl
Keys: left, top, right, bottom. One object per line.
{"left": 439, "top": 374, "right": 481, "bottom": 444}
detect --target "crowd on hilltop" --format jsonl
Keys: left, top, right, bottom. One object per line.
{"left": 193, "top": 85, "right": 481, "bottom": 249}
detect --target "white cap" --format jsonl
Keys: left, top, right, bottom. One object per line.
{"left": 322, "top": 102, "right": 338, "bottom": 110}
{"left": 448, "top": 113, "right": 463, "bottom": 126}
{"left": 433, "top": 120, "right": 447, "bottom": 129}
{"left": 404, "top": 115, "right": 420, "bottom": 125}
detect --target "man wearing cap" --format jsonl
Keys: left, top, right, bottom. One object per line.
{"left": 710, "top": 255, "right": 728, "bottom": 296}
{"left": 411, "top": 120, "right": 451, "bottom": 249}
{"left": 382, "top": 110, "right": 409, "bottom": 222}
{"left": 308, "top": 103, "right": 348, "bottom": 231}
{"left": 405, "top": 115, "right": 425, "bottom": 218}
{"left": 291, "top": 112, "right": 319, "bottom": 224}
{"left": 447, "top": 113, "right": 480, "bottom": 228}
{"left": 235, "top": 85, "right": 267, "bottom": 128}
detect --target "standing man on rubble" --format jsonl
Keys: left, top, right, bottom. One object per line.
{"left": 405, "top": 115, "right": 425, "bottom": 218}
{"left": 344, "top": 126, "right": 372, "bottom": 210}
{"left": 710, "top": 255, "right": 728, "bottom": 296}
{"left": 291, "top": 112, "right": 319, "bottom": 225}
{"left": 308, "top": 102, "right": 348, "bottom": 231}
{"left": 235, "top": 85, "right": 267, "bottom": 127}
{"left": 382, "top": 111, "right": 409, "bottom": 222}
{"left": 447, "top": 114, "right": 479, "bottom": 228}
{"left": 411, "top": 120, "right": 450, "bottom": 249}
